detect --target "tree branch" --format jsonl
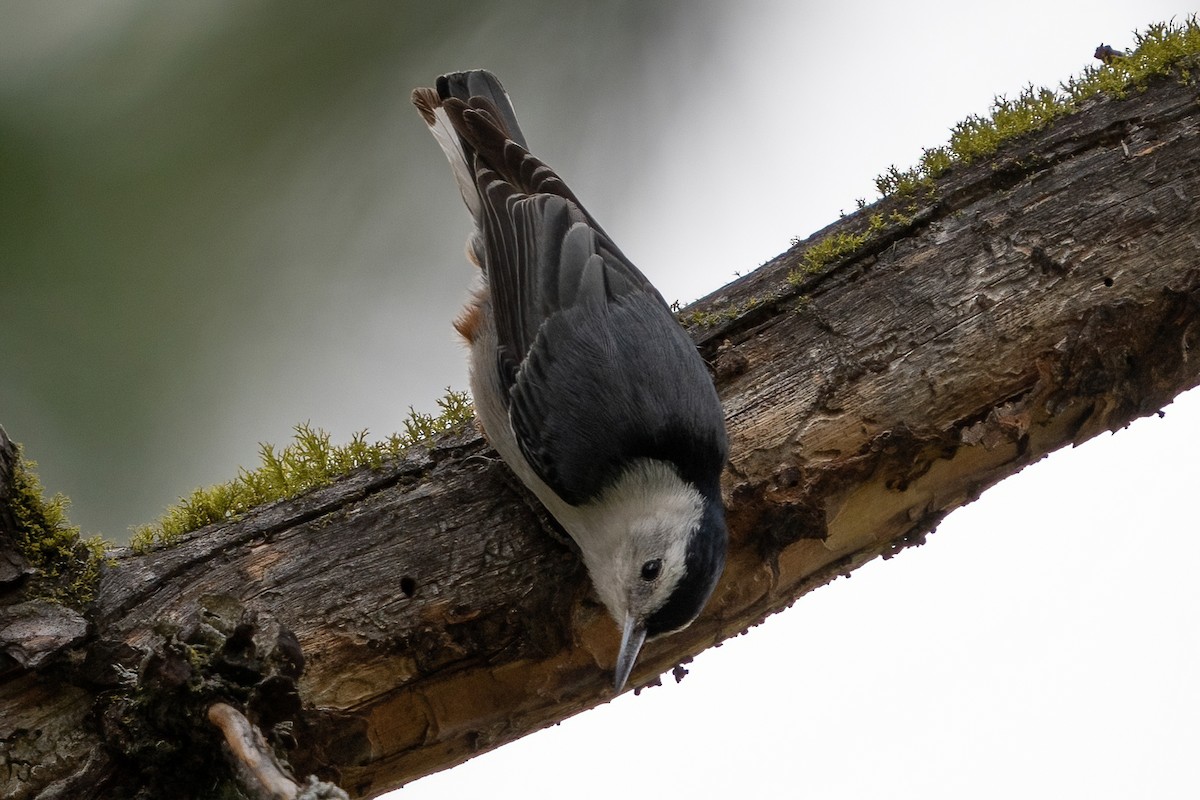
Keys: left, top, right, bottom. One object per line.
{"left": 2, "top": 73, "right": 1199, "bottom": 799}
{"left": 209, "top": 702, "right": 304, "bottom": 800}
{"left": 208, "top": 702, "right": 349, "bottom": 800}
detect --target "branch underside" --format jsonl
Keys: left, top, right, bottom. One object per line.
{"left": 3, "top": 76, "right": 1199, "bottom": 799}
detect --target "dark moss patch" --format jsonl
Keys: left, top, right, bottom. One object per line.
{"left": 3, "top": 443, "right": 110, "bottom": 607}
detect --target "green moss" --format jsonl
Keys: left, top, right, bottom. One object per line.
{"left": 874, "top": 164, "right": 935, "bottom": 198}
{"left": 129, "top": 388, "right": 474, "bottom": 553}
{"left": 787, "top": 213, "right": 898, "bottom": 284}
{"left": 787, "top": 17, "right": 1200, "bottom": 287}
{"left": 1063, "top": 19, "right": 1200, "bottom": 101}
{"left": 880, "top": 17, "right": 1200, "bottom": 196}
{"left": 678, "top": 295, "right": 764, "bottom": 329}
{"left": 6, "top": 447, "right": 110, "bottom": 606}
{"left": 789, "top": 229, "right": 870, "bottom": 283}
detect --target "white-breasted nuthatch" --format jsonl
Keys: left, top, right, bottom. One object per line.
{"left": 412, "top": 71, "right": 728, "bottom": 691}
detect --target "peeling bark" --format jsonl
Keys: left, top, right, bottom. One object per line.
{"left": 2, "top": 75, "right": 1199, "bottom": 799}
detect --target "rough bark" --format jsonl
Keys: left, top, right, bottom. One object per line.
{"left": 2, "top": 74, "right": 1199, "bottom": 799}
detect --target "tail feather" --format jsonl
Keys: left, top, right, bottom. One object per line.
{"left": 413, "top": 70, "right": 608, "bottom": 266}
{"left": 412, "top": 70, "right": 534, "bottom": 264}
{"left": 436, "top": 71, "right": 528, "bottom": 150}
{"left": 411, "top": 86, "right": 482, "bottom": 222}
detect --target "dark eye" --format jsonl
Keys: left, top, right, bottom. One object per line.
{"left": 640, "top": 559, "right": 662, "bottom": 581}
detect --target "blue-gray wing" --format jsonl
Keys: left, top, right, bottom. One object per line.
{"left": 474, "top": 172, "right": 661, "bottom": 385}
{"left": 479, "top": 185, "right": 726, "bottom": 505}
{"left": 507, "top": 281, "right": 729, "bottom": 505}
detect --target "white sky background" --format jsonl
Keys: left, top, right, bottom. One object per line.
{"left": 1, "top": 1, "right": 1197, "bottom": 797}
{"left": 396, "top": 3, "right": 1200, "bottom": 799}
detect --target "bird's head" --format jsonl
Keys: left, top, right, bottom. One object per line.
{"left": 571, "top": 459, "right": 726, "bottom": 692}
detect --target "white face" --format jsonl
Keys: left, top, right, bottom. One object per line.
{"left": 569, "top": 459, "right": 704, "bottom": 628}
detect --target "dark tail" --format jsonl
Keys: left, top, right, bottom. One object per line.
{"left": 411, "top": 70, "right": 530, "bottom": 227}
{"left": 435, "top": 71, "right": 528, "bottom": 151}
{"left": 412, "top": 70, "right": 594, "bottom": 246}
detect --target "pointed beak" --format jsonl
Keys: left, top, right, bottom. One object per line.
{"left": 614, "top": 614, "right": 647, "bottom": 692}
